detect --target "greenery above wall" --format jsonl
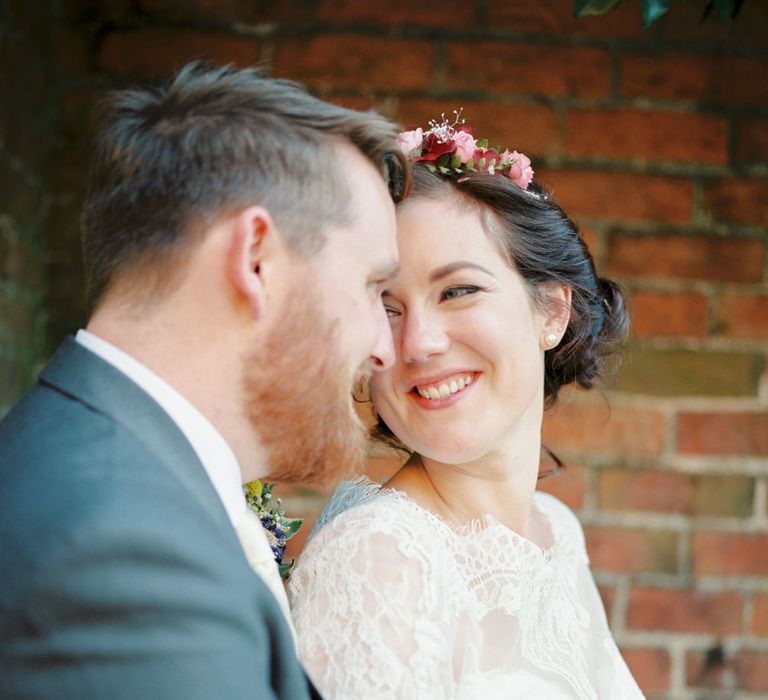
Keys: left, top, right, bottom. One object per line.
{"left": 574, "top": 0, "right": 745, "bottom": 27}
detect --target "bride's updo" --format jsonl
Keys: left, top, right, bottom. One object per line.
{"left": 403, "top": 163, "right": 630, "bottom": 408}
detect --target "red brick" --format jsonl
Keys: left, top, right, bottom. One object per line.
{"left": 273, "top": 35, "right": 433, "bottom": 91}
{"left": 139, "top": 0, "right": 309, "bottom": 23}
{"left": 735, "top": 118, "right": 768, "bottom": 165}
{"left": 693, "top": 532, "right": 768, "bottom": 576}
{"left": 566, "top": 108, "right": 728, "bottom": 165}
{"left": 689, "top": 649, "right": 768, "bottom": 693}
{"left": 598, "top": 584, "right": 616, "bottom": 621}
{"left": 538, "top": 170, "right": 692, "bottom": 225}
{"left": 584, "top": 527, "right": 678, "bottom": 574}
{"left": 678, "top": 412, "right": 768, "bottom": 457}
{"left": 617, "top": 346, "right": 764, "bottom": 397}
{"left": 717, "top": 294, "right": 768, "bottom": 340}
{"left": 628, "top": 587, "right": 743, "bottom": 634}
{"left": 754, "top": 594, "right": 768, "bottom": 636}
{"left": 735, "top": 651, "right": 768, "bottom": 692}
{"left": 630, "top": 290, "right": 709, "bottom": 338}
{"left": 317, "top": 0, "right": 475, "bottom": 27}
{"left": 98, "top": 29, "right": 261, "bottom": 78}
{"left": 53, "top": 27, "right": 91, "bottom": 78}
{"left": 703, "top": 178, "right": 768, "bottom": 227}
{"left": 622, "top": 647, "right": 671, "bottom": 694}
{"left": 691, "top": 476, "right": 755, "bottom": 518}
{"left": 621, "top": 53, "right": 768, "bottom": 107}
{"left": 446, "top": 42, "right": 611, "bottom": 98}
{"left": 606, "top": 233, "right": 765, "bottom": 283}
{"left": 328, "top": 95, "right": 383, "bottom": 112}
{"left": 579, "top": 226, "right": 599, "bottom": 259}
{"left": 600, "top": 469, "right": 754, "bottom": 518}
{"left": 537, "top": 462, "right": 586, "bottom": 510}
{"left": 486, "top": 0, "right": 646, "bottom": 39}
{"left": 597, "top": 468, "right": 693, "bottom": 514}
{"left": 543, "top": 400, "right": 666, "bottom": 458}
{"left": 396, "top": 98, "right": 560, "bottom": 157}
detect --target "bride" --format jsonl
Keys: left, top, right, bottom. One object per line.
{"left": 288, "top": 115, "right": 645, "bottom": 699}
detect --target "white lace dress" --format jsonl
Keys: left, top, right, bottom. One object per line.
{"left": 289, "top": 479, "right": 644, "bottom": 700}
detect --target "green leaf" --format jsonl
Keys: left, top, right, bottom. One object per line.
{"left": 436, "top": 152, "right": 451, "bottom": 169}
{"left": 278, "top": 560, "right": 295, "bottom": 581}
{"left": 281, "top": 517, "right": 304, "bottom": 539}
{"left": 465, "top": 158, "right": 475, "bottom": 171}
{"left": 641, "top": 0, "right": 670, "bottom": 26}
{"left": 450, "top": 153, "right": 462, "bottom": 169}
{"left": 478, "top": 157, "right": 486, "bottom": 169}
{"left": 476, "top": 138, "right": 489, "bottom": 149}
{"left": 712, "top": 0, "right": 743, "bottom": 21}
{"left": 426, "top": 164, "right": 437, "bottom": 172}
{"left": 573, "top": 0, "right": 622, "bottom": 18}
{"left": 438, "top": 165, "right": 450, "bottom": 174}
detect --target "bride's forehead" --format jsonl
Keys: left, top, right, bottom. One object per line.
{"left": 396, "top": 200, "right": 502, "bottom": 265}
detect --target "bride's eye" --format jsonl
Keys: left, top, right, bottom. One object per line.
{"left": 441, "top": 285, "right": 480, "bottom": 301}
{"left": 383, "top": 301, "right": 401, "bottom": 319}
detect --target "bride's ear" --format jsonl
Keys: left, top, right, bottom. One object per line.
{"left": 539, "top": 282, "right": 572, "bottom": 346}
{"left": 228, "top": 206, "right": 276, "bottom": 319}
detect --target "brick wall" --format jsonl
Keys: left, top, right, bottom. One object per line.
{"left": 0, "top": 0, "right": 55, "bottom": 413}
{"left": 11, "top": 1, "right": 768, "bottom": 697}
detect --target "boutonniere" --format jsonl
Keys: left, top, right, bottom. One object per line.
{"left": 244, "top": 480, "right": 303, "bottom": 580}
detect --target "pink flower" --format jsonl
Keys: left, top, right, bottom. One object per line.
{"left": 503, "top": 150, "right": 534, "bottom": 189}
{"left": 452, "top": 130, "right": 476, "bottom": 162}
{"left": 396, "top": 128, "right": 424, "bottom": 156}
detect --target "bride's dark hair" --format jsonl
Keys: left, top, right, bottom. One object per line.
{"left": 372, "top": 164, "right": 630, "bottom": 458}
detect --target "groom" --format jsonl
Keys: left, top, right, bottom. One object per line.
{"left": 0, "top": 61, "right": 407, "bottom": 699}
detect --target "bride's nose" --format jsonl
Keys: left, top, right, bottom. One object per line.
{"left": 400, "top": 310, "right": 450, "bottom": 364}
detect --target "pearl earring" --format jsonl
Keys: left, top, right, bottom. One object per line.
{"left": 544, "top": 333, "right": 559, "bottom": 348}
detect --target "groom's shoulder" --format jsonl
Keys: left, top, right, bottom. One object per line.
{"left": 0, "top": 379, "right": 228, "bottom": 603}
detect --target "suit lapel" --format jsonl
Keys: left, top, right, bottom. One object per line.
{"left": 40, "top": 336, "right": 232, "bottom": 534}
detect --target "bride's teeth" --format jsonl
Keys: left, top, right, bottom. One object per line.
{"left": 415, "top": 374, "right": 476, "bottom": 400}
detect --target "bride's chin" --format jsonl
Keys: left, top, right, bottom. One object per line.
{"left": 410, "top": 438, "right": 484, "bottom": 466}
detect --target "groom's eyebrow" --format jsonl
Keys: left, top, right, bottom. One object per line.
{"left": 372, "top": 261, "right": 400, "bottom": 285}
{"left": 430, "top": 261, "right": 495, "bottom": 282}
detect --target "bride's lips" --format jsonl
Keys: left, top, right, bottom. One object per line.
{"left": 408, "top": 370, "right": 480, "bottom": 410}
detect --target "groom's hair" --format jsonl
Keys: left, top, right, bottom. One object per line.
{"left": 80, "top": 60, "right": 409, "bottom": 312}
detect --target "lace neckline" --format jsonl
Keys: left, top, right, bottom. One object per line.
{"left": 341, "top": 476, "right": 559, "bottom": 561}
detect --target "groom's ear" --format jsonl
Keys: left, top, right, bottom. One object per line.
{"left": 228, "top": 206, "right": 277, "bottom": 319}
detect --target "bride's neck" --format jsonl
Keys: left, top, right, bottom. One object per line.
{"left": 388, "top": 440, "right": 543, "bottom": 537}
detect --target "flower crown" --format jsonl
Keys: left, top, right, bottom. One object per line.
{"left": 396, "top": 110, "right": 534, "bottom": 190}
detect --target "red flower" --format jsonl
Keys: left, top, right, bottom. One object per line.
{"left": 416, "top": 133, "right": 457, "bottom": 162}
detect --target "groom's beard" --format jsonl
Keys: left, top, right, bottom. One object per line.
{"left": 243, "top": 285, "right": 368, "bottom": 487}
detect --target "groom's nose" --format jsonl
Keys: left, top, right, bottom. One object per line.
{"left": 370, "top": 304, "right": 395, "bottom": 372}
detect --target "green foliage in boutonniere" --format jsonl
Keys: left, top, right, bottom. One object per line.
{"left": 244, "top": 480, "right": 303, "bottom": 581}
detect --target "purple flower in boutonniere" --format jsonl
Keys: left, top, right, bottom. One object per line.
{"left": 244, "top": 480, "right": 303, "bottom": 580}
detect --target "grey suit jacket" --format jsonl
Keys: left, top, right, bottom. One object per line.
{"left": 0, "top": 337, "right": 321, "bottom": 700}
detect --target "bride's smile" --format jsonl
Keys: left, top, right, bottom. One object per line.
{"left": 410, "top": 370, "right": 477, "bottom": 406}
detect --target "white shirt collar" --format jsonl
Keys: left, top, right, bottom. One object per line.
{"left": 75, "top": 329, "right": 247, "bottom": 526}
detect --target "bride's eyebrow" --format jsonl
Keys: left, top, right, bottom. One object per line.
{"left": 430, "top": 261, "right": 495, "bottom": 283}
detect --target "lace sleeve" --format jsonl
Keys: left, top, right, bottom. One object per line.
{"left": 288, "top": 503, "right": 458, "bottom": 700}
